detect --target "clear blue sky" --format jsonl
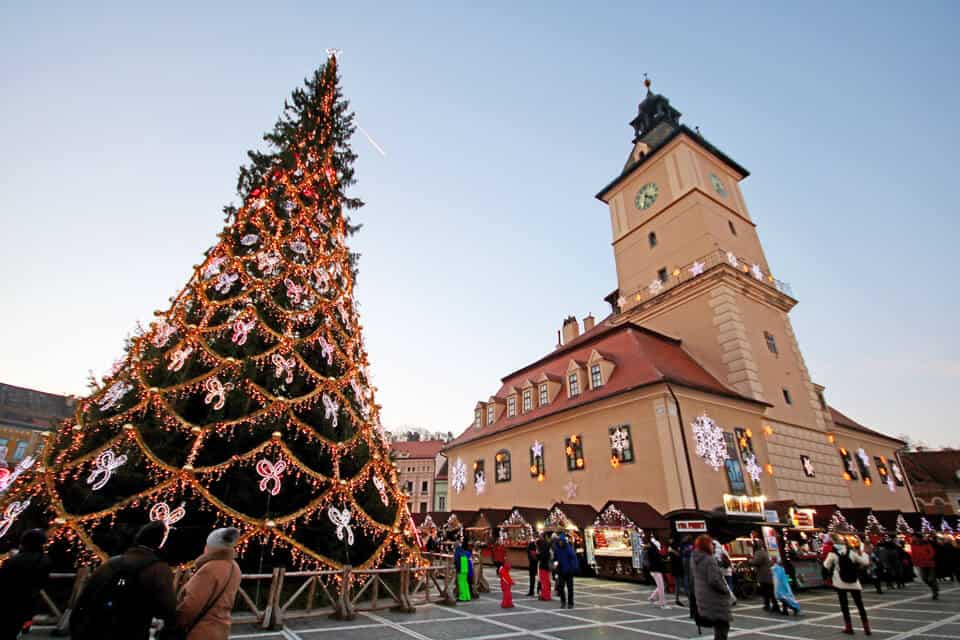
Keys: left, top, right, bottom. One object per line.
{"left": 1, "top": 2, "right": 957, "bottom": 446}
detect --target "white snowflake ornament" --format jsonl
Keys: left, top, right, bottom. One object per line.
{"left": 691, "top": 413, "right": 726, "bottom": 471}
{"left": 609, "top": 427, "right": 630, "bottom": 454}
{"left": 744, "top": 453, "right": 763, "bottom": 483}
{"left": 474, "top": 471, "right": 486, "bottom": 495}
{"left": 451, "top": 458, "right": 467, "bottom": 494}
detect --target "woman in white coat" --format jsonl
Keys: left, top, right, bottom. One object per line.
{"left": 823, "top": 534, "right": 871, "bottom": 636}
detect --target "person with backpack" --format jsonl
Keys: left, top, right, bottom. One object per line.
{"left": 910, "top": 534, "right": 938, "bottom": 600}
{"left": 172, "top": 527, "right": 242, "bottom": 640}
{"left": 823, "top": 535, "right": 871, "bottom": 635}
{"left": 0, "top": 528, "right": 52, "bottom": 640}
{"left": 690, "top": 534, "right": 733, "bottom": 640}
{"left": 70, "top": 521, "right": 177, "bottom": 640}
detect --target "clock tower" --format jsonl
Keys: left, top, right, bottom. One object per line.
{"left": 596, "top": 80, "right": 850, "bottom": 506}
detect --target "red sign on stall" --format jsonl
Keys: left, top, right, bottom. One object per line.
{"left": 676, "top": 520, "right": 708, "bottom": 533}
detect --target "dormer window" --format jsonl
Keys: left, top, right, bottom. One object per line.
{"left": 568, "top": 372, "right": 580, "bottom": 397}
{"left": 507, "top": 396, "right": 516, "bottom": 418}
{"left": 522, "top": 389, "right": 532, "bottom": 413}
{"left": 590, "top": 364, "right": 603, "bottom": 389}
{"left": 539, "top": 383, "right": 549, "bottom": 406}
{"left": 474, "top": 408, "right": 481, "bottom": 429}
{"left": 486, "top": 405, "right": 495, "bottom": 425}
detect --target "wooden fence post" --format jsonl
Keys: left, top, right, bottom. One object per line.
{"left": 391, "top": 566, "right": 415, "bottom": 613}
{"left": 53, "top": 567, "right": 90, "bottom": 636}
{"left": 261, "top": 567, "right": 284, "bottom": 630}
{"left": 474, "top": 553, "right": 490, "bottom": 593}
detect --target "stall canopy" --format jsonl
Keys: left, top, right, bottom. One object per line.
{"left": 546, "top": 503, "right": 599, "bottom": 531}
{"left": 665, "top": 508, "right": 774, "bottom": 543}
{"left": 470, "top": 508, "right": 512, "bottom": 532}
{"left": 509, "top": 506, "right": 549, "bottom": 532}
{"left": 498, "top": 507, "right": 546, "bottom": 545}
{"left": 412, "top": 511, "right": 447, "bottom": 533}
{"left": 596, "top": 501, "right": 669, "bottom": 531}
{"left": 872, "top": 509, "right": 902, "bottom": 533}
{"left": 842, "top": 507, "right": 873, "bottom": 533}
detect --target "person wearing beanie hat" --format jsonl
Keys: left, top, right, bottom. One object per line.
{"left": 173, "top": 528, "right": 242, "bottom": 640}
{"left": 0, "top": 529, "right": 52, "bottom": 639}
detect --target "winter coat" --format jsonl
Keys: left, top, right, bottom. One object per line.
{"left": 691, "top": 549, "right": 731, "bottom": 623}
{"left": 0, "top": 549, "right": 51, "bottom": 633}
{"left": 823, "top": 549, "right": 869, "bottom": 591}
{"left": 749, "top": 547, "right": 773, "bottom": 585}
{"left": 536, "top": 539, "right": 552, "bottom": 571}
{"left": 74, "top": 545, "right": 176, "bottom": 640}
{"left": 491, "top": 543, "right": 507, "bottom": 564}
{"left": 910, "top": 541, "right": 935, "bottom": 568}
{"left": 175, "top": 548, "right": 241, "bottom": 640}
{"left": 669, "top": 546, "right": 684, "bottom": 577}
{"left": 552, "top": 538, "right": 579, "bottom": 576}
{"left": 646, "top": 544, "right": 665, "bottom": 573}
{"left": 876, "top": 542, "right": 900, "bottom": 578}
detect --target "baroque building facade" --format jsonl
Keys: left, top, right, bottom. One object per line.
{"left": 445, "top": 83, "right": 916, "bottom": 516}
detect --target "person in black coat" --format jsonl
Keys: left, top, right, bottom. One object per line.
{"left": 0, "top": 528, "right": 52, "bottom": 640}
{"left": 526, "top": 539, "right": 538, "bottom": 596}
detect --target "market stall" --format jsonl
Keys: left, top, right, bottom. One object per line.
{"left": 465, "top": 508, "right": 511, "bottom": 549}
{"left": 590, "top": 500, "right": 668, "bottom": 581}
{"left": 545, "top": 503, "right": 599, "bottom": 576}
{"left": 442, "top": 511, "right": 473, "bottom": 545}
{"left": 781, "top": 505, "right": 825, "bottom": 589}
{"left": 412, "top": 512, "right": 445, "bottom": 542}
{"left": 499, "top": 507, "right": 547, "bottom": 568}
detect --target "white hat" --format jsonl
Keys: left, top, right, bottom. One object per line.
{"left": 206, "top": 527, "right": 240, "bottom": 550}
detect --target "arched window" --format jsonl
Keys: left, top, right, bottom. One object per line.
{"left": 648, "top": 231, "right": 658, "bottom": 248}
{"left": 495, "top": 450, "right": 511, "bottom": 483}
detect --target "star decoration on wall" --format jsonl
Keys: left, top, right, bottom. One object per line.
{"left": 689, "top": 260, "right": 705, "bottom": 277}
{"left": 531, "top": 440, "right": 544, "bottom": 459}
{"left": 563, "top": 480, "right": 578, "bottom": 500}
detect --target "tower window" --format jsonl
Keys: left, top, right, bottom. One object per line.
{"left": 764, "top": 331, "right": 778, "bottom": 354}
{"left": 657, "top": 267, "right": 668, "bottom": 283}
{"left": 728, "top": 220, "right": 737, "bottom": 236}
{"left": 782, "top": 388, "right": 792, "bottom": 405}
{"left": 648, "top": 232, "right": 658, "bottom": 248}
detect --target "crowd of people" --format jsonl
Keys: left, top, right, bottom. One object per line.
{"left": 0, "top": 522, "right": 242, "bottom": 640}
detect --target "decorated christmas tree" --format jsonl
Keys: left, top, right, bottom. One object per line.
{"left": 0, "top": 53, "right": 420, "bottom": 572}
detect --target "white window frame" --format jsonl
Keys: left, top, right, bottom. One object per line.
{"left": 507, "top": 396, "right": 516, "bottom": 418}
{"left": 568, "top": 373, "right": 580, "bottom": 397}
{"left": 539, "top": 384, "right": 549, "bottom": 406}
{"left": 487, "top": 405, "right": 495, "bottom": 425}
{"left": 590, "top": 364, "right": 603, "bottom": 389}
{"left": 522, "top": 389, "right": 532, "bottom": 413}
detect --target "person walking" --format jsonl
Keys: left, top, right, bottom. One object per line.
{"left": 749, "top": 536, "right": 779, "bottom": 613}
{"left": 646, "top": 536, "right": 668, "bottom": 609}
{"left": 910, "top": 535, "right": 938, "bottom": 600}
{"left": 491, "top": 538, "right": 507, "bottom": 572}
{"left": 171, "top": 528, "right": 242, "bottom": 640}
{"left": 553, "top": 533, "right": 578, "bottom": 609}
{"left": 691, "top": 535, "right": 733, "bottom": 640}
{"left": 934, "top": 536, "right": 952, "bottom": 582}
{"left": 526, "top": 538, "right": 538, "bottom": 596}
{"left": 668, "top": 539, "right": 686, "bottom": 606}
{"left": 824, "top": 535, "right": 871, "bottom": 635}
{"left": 714, "top": 540, "right": 734, "bottom": 593}
{"left": 454, "top": 542, "right": 473, "bottom": 602}
{"left": 70, "top": 521, "right": 177, "bottom": 640}
{"left": 0, "top": 529, "right": 51, "bottom": 640}
{"left": 772, "top": 558, "right": 801, "bottom": 616}
{"left": 498, "top": 560, "right": 515, "bottom": 608}
{"left": 876, "top": 537, "right": 901, "bottom": 589}
{"left": 536, "top": 534, "right": 552, "bottom": 601}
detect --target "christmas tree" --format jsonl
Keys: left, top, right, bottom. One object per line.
{"left": 0, "top": 53, "right": 420, "bottom": 572}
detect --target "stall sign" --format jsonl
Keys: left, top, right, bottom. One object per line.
{"left": 790, "top": 508, "right": 816, "bottom": 530}
{"left": 762, "top": 526, "right": 781, "bottom": 564}
{"left": 723, "top": 494, "right": 766, "bottom": 518}
{"left": 585, "top": 528, "right": 596, "bottom": 567}
{"left": 676, "top": 520, "right": 707, "bottom": 533}
{"left": 630, "top": 531, "right": 643, "bottom": 570}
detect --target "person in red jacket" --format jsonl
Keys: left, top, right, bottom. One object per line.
{"left": 491, "top": 539, "right": 507, "bottom": 571}
{"left": 499, "top": 560, "right": 515, "bottom": 608}
{"left": 910, "top": 535, "right": 938, "bottom": 600}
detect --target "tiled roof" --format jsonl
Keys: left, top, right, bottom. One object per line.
{"left": 0, "top": 382, "right": 74, "bottom": 432}
{"left": 828, "top": 407, "right": 904, "bottom": 445}
{"left": 900, "top": 450, "right": 960, "bottom": 490}
{"left": 390, "top": 440, "right": 445, "bottom": 459}
{"left": 449, "top": 322, "right": 763, "bottom": 448}
{"left": 436, "top": 459, "right": 448, "bottom": 480}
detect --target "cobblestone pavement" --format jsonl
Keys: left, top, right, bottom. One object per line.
{"left": 33, "top": 570, "right": 960, "bottom": 639}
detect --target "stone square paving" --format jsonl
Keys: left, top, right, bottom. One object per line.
{"left": 223, "top": 569, "right": 960, "bottom": 640}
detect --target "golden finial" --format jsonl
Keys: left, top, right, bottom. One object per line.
{"left": 643, "top": 73, "right": 651, "bottom": 92}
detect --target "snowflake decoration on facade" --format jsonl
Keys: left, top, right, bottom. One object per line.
{"left": 689, "top": 260, "right": 705, "bottom": 277}
{"left": 857, "top": 448, "right": 871, "bottom": 469}
{"left": 149, "top": 501, "right": 186, "bottom": 548}
{"left": 97, "top": 381, "right": 132, "bottom": 412}
{"left": 886, "top": 475, "right": 896, "bottom": 492}
{"left": 692, "top": 413, "right": 726, "bottom": 471}
{"left": 801, "top": 455, "right": 816, "bottom": 477}
{"left": 648, "top": 278, "right": 664, "bottom": 295}
{"left": 496, "top": 462, "right": 510, "bottom": 481}
{"left": 609, "top": 427, "right": 630, "bottom": 454}
{"left": 0, "top": 500, "right": 30, "bottom": 539}
{"left": 744, "top": 453, "right": 763, "bottom": 483}
{"left": 891, "top": 462, "right": 904, "bottom": 485}
{"left": 474, "top": 471, "right": 486, "bottom": 495}
{"left": 563, "top": 480, "right": 579, "bottom": 500}
{"left": 751, "top": 264, "right": 764, "bottom": 280}
{"left": 327, "top": 506, "right": 354, "bottom": 546}
{"left": 256, "top": 458, "right": 287, "bottom": 496}
{"left": 86, "top": 449, "right": 128, "bottom": 491}
{"left": 726, "top": 251, "right": 739, "bottom": 268}
{"left": 451, "top": 458, "right": 467, "bottom": 494}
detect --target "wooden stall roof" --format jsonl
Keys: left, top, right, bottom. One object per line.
{"left": 506, "top": 506, "right": 549, "bottom": 527}
{"left": 843, "top": 507, "right": 874, "bottom": 532}
{"left": 469, "top": 508, "right": 512, "bottom": 529}
{"left": 799, "top": 504, "right": 840, "bottom": 530}
{"left": 598, "top": 500, "right": 669, "bottom": 530}
{"left": 412, "top": 511, "right": 448, "bottom": 527}
{"left": 871, "top": 509, "right": 902, "bottom": 532}
{"left": 549, "top": 503, "right": 599, "bottom": 529}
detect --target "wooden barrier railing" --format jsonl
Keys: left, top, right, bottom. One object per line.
{"left": 31, "top": 551, "right": 480, "bottom": 632}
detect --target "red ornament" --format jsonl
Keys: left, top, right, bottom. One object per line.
{"left": 251, "top": 188, "right": 262, "bottom": 197}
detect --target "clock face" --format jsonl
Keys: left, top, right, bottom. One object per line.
{"left": 634, "top": 182, "right": 659, "bottom": 210}
{"left": 710, "top": 173, "right": 727, "bottom": 197}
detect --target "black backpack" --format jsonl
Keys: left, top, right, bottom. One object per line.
{"left": 70, "top": 555, "right": 160, "bottom": 640}
{"left": 837, "top": 551, "right": 859, "bottom": 583}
